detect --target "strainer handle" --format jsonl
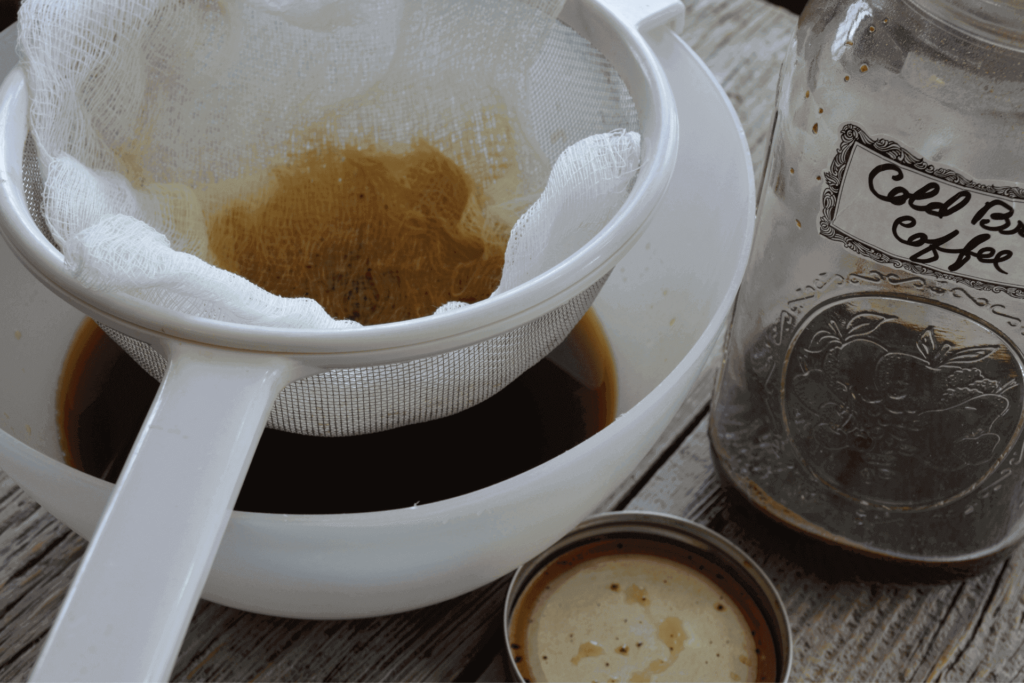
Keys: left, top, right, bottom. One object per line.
{"left": 30, "top": 343, "right": 299, "bottom": 682}
{"left": 594, "top": 0, "right": 685, "bottom": 34}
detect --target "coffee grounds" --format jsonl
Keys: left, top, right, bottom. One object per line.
{"left": 207, "top": 140, "right": 509, "bottom": 325}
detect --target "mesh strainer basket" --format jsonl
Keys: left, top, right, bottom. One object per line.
{"left": 0, "top": 0, "right": 679, "bottom": 679}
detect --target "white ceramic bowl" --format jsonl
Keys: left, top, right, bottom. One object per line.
{"left": 0, "top": 22, "right": 754, "bottom": 620}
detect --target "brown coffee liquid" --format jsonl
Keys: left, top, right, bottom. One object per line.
{"left": 57, "top": 311, "right": 615, "bottom": 514}
{"left": 508, "top": 537, "right": 779, "bottom": 683}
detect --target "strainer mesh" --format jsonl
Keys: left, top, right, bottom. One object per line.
{"left": 100, "top": 275, "right": 606, "bottom": 436}
{"left": 527, "top": 21, "right": 639, "bottom": 161}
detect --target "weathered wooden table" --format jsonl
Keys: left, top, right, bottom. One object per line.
{"left": 3, "top": 0, "right": 1024, "bottom": 680}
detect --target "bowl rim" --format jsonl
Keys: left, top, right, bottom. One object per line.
{"left": 0, "top": 24, "right": 759, "bottom": 529}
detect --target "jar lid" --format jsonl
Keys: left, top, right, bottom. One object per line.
{"left": 502, "top": 511, "right": 792, "bottom": 682}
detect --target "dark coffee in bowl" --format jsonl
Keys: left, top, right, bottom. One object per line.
{"left": 58, "top": 311, "right": 615, "bottom": 514}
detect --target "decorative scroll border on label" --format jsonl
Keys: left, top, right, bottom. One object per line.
{"left": 820, "top": 124, "right": 1024, "bottom": 299}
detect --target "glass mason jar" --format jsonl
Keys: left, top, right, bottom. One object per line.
{"left": 709, "top": 0, "right": 1024, "bottom": 569}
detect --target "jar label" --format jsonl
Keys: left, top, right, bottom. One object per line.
{"left": 821, "top": 124, "right": 1024, "bottom": 296}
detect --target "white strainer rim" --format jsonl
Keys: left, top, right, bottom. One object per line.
{"left": 0, "top": 0, "right": 678, "bottom": 364}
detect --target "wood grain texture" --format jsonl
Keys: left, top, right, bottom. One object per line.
{"left": 0, "top": 1, "right": 803, "bottom": 682}
{"left": 682, "top": 0, "right": 796, "bottom": 182}
{"left": 172, "top": 583, "right": 511, "bottom": 682}
{"left": 0, "top": 476, "right": 85, "bottom": 682}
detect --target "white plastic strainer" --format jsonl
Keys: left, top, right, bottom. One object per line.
{"left": 0, "top": 0, "right": 680, "bottom": 680}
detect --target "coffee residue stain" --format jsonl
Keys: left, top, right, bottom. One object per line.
{"left": 658, "top": 616, "right": 686, "bottom": 653}
{"left": 624, "top": 584, "right": 649, "bottom": 606}
{"left": 623, "top": 618, "right": 687, "bottom": 683}
{"left": 571, "top": 641, "right": 605, "bottom": 665}
{"left": 208, "top": 140, "right": 510, "bottom": 325}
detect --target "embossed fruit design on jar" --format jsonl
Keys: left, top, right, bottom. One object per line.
{"left": 709, "top": 0, "right": 1024, "bottom": 569}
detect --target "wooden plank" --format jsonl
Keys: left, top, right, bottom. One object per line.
{"left": 173, "top": 584, "right": 512, "bottom": 683}
{"left": 626, "top": 414, "right": 1024, "bottom": 682}
{"left": 0, "top": 481, "right": 86, "bottom": 682}
{"left": 682, "top": 0, "right": 797, "bottom": 181}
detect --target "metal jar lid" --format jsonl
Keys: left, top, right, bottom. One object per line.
{"left": 502, "top": 511, "right": 792, "bottom": 682}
